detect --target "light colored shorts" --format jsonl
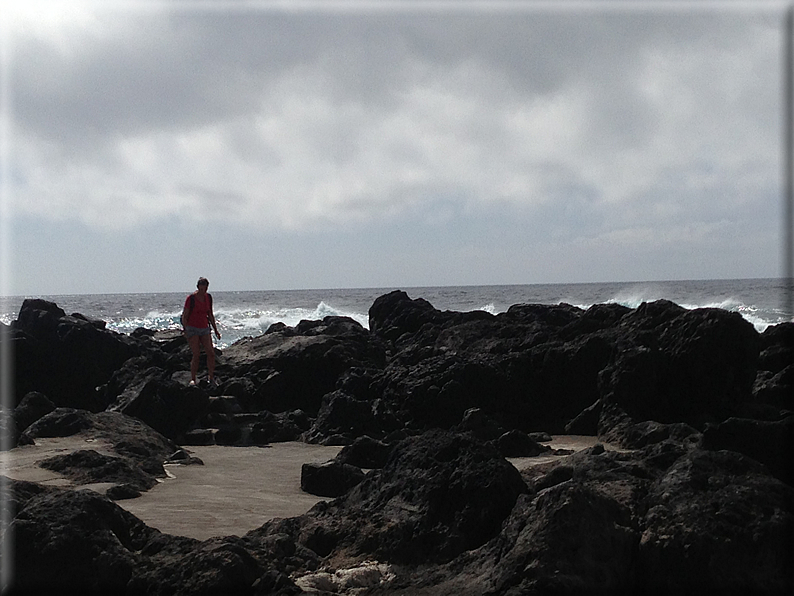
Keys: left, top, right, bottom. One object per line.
{"left": 185, "top": 325, "right": 211, "bottom": 338}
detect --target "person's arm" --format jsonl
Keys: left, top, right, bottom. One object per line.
{"left": 208, "top": 301, "right": 221, "bottom": 339}
{"left": 181, "top": 296, "right": 190, "bottom": 331}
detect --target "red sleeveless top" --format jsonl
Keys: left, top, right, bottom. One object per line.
{"left": 184, "top": 293, "right": 211, "bottom": 328}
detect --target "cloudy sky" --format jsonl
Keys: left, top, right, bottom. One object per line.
{"left": 1, "top": 0, "right": 786, "bottom": 295}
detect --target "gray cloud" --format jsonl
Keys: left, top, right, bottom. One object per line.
{"left": 6, "top": 2, "right": 784, "bottom": 292}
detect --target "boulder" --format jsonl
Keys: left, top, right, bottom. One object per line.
{"left": 130, "top": 536, "right": 265, "bottom": 596}
{"left": 7, "top": 487, "right": 157, "bottom": 593}
{"left": 300, "top": 460, "right": 366, "bottom": 498}
{"left": 368, "top": 294, "right": 617, "bottom": 435}
{"left": 368, "top": 290, "right": 449, "bottom": 344}
{"left": 599, "top": 302, "right": 760, "bottom": 428}
{"left": 21, "top": 409, "right": 180, "bottom": 494}
{"left": 13, "top": 391, "right": 56, "bottom": 436}
{"left": 0, "top": 407, "right": 15, "bottom": 450}
{"left": 495, "top": 429, "right": 550, "bottom": 457}
{"left": 758, "top": 321, "right": 794, "bottom": 374}
{"left": 637, "top": 448, "right": 794, "bottom": 593}
{"left": 5, "top": 476, "right": 293, "bottom": 595}
{"left": 408, "top": 435, "right": 793, "bottom": 595}
{"left": 218, "top": 316, "right": 387, "bottom": 416}
{"left": 457, "top": 407, "right": 505, "bottom": 442}
{"left": 12, "top": 298, "right": 67, "bottom": 337}
{"left": 38, "top": 449, "right": 159, "bottom": 493}
{"left": 598, "top": 401, "right": 701, "bottom": 450}
{"left": 481, "top": 484, "right": 638, "bottom": 594}
{"left": 11, "top": 299, "right": 141, "bottom": 410}
{"left": 304, "top": 391, "right": 378, "bottom": 445}
{"left": 753, "top": 364, "right": 794, "bottom": 411}
{"left": 249, "top": 410, "right": 307, "bottom": 445}
{"left": 21, "top": 407, "right": 94, "bottom": 438}
{"left": 106, "top": 376, "right": 210, "bottom": 442}
{"left": 372, "top": 353, "right": 484, "bottom": 431}
{"left": 106, "top": 483, "right": 143, "bottom": 500}
{"left": 1, "top": 391, "right": 57, "bottom": 450}
{"left": 702, "top": 415, "right": 794, "bottom": 486}
{"left": 335, "top": 435, "right": 392, "bottom": 469}
{"left": 295, "top": 430, "right": 527, "bottom": 565}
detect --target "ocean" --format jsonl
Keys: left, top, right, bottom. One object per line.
{"left": 1, "top": 279, "right": 790, "bottom": 350}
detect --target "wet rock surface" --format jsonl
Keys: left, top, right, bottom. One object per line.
{"left": 4, "top": 291, "right": 794, "bottom": 594}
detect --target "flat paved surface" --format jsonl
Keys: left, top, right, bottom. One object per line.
{"left": 2, "top": 435, "right": 612, "bottom": 541}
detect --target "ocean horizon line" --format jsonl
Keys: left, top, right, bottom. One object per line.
{"left": 0, "top": 275, "right": 785, "bottom": 301}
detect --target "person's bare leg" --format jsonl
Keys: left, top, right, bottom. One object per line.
{"left": 188, "top": 335, "right": 201, "bottom": 383}
{"left": 200, "top": 333, "right": 215, "bottom": 381}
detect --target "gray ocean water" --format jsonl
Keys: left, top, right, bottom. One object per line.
{"left": 1, "top": 279, "right": 789, "bottom": 350}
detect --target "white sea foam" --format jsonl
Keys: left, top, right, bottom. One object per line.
{"left": 215, "top": 302, "right": 368, "bottom": 332}
{"left": 114, "top": 302, "right": 372, "bottom": 349}
{"left": 109, "top": 310, "right": 183, "bottom": 335}
{"left": 599, "top": 293, "right": 776, "bottom": 333}
{"left": 478, "top": 303, "right": 499, "bottom": 315}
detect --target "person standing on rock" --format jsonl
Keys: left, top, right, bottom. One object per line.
{"left": 181, "top": 277, "right": 221, "bottom": 386}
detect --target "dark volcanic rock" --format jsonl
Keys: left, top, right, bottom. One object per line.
{"left": 107, "top": 374, "right": 210, "bottom": 442}
{"left": 304, "top": 390, "right": 379, "bottom": 444}
{"left": 413, "top": 438, "right": 794, "bottom": 595}
{"left": 2, "top": 391, "right": 57, "bottom": 450}
{"left": 21, "top": 407, "right": 94, "bottom": 438}
{"left": 369, "top": 290, "right": 453, "bottom": 344}
{"left": 106, "top": 483, "right": 144, "bottom": 500}
{"left": 4, "top": 475, "right": 314, "bottom": 595}
{"left": 457, "top": 407, "right": 505, "bottom": 442}
{"left": 495, "top": 429, "right": 550, "bottom": 457}
{"left": 564, "top": 398, "right": 602, "bottom": 435}
{"left": 367, "top": 294, "right": 613, "bottom": 436}
{"left": 0, "top": 476, "right": 53, "bottom": 537}
{"left": 8, "top": 487, "right": 157, "bottom": 593}
{"left": 217, "top": 316, "right": 387, "bottom": 416}
{"left": 336, "top": 435, "right": 392, "bottom": 469}
{"left": 300, "top": 460, "right": 366, "bottom": 498}
{"left": 21, "top": 409, "right": 180, "bottom": 494}
{"left": 753, "top": 364, "right": 794, "bottom": 411}
{"left": 5, "top": 290, "right": 789, "bottom": 594}
{"left": 39, "top": 449, "right": 159, "bottom": 492}
{"left": 637, "top": 448, "right": 794, "bottom": 593}
{"left": 702, "top": 415, "right": 794, "bottom": 486}
{"left": 364, "top": 292, "right": 771, "bottom": 449}
{"left": 10, "top": 298, "right": 142, "bottom": 411}
{"left": 598, "top": 402, "right": 701, "bottom": 450}
{"left": 131, "top": 536, "right": 265, "bottom": 596}
{"left": 600, "top": 302, "right": 760, "bottom": 428}
{"left": 249, "top": 409, "right": 308, "bottom": 444}
{"left": 13, "top": 391, "right": 56, "bottom": 435}
{"left": 758, "top": 321, "right": 794, "bottom": 374}
{"left": 295, "top": 430, "right": 527, "bottom": 565}
{"left": 482, "top": 484, "right": 638, "bottom": 594}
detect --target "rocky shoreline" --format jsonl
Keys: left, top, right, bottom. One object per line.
{"left": 1, "top": 292, "right": 792, "bottom": 594}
